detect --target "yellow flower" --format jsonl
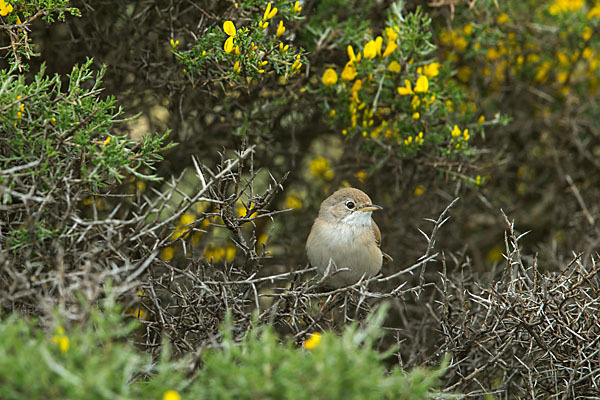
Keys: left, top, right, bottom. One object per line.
{"left": 582, "top": 26, "right": 592, "bottom": 41}
{"left": 351, "top": 79, "right": 362, "bottom": 93}
{"left": 355, "top": 171, "right": 367, "bottom": 183}
{"left": 341, "top": 62, "right": 357, "bottom": 80}
{"left": 374, "top": 36, "right": 383, "bottom": 56}
{"left": 478, "top": 115, "right": 485, "bottom": 124}
{"left": 385, "top": 27, "right": 398, "bottom": 41}
{"left": 422, "top": 62, "right": 440, "bottom": 78}
{"left": 170, "top": 39, "right": 179, "bottom": 48}
{"left": 226, "top": 243, "right": 236, "bottom": 262}
{"left": 163, "top": 390, "right": 181, "bottom": 400}
{"left": 415, "top": 131, "right": 424, "bottom": 145}
{"left": 412, "top": 112, "right": 420, "bottom": 119}
{"left": 259, "top": 20, "right": 269, "bottom": 29}
{"left": 0, "top": 0, "right": 13, "bottom": 16}
{"left": 549, "top": 0, "right": 583, "bottom": 15}
{"left": 457, "top": 66, "right": 471, "bottom": 82}
{"left": 453, "top": 35, "right": 467, "bottom": 52}
{"left": 304, "top": 332, "right": 322, "bottom": 350}
{"left": 223, "top": 20, "right": 236, "bottom": 36}
{"left": 233, "top": 61, "right": 241, "bottom": 74}
{"left": 205, "top": 243, "right": 226, "bottom": 262}
{"left": 160, "top": 247, "right": 174, "bottom": 260}
{"left": 363, "top": 40, "right": 377, "bottom": 59}
{"left": 293, "top": 1, "right": 302, "bottom": 13}
{"left": 309, "top": 156, "right": 334, "bottom": 180}
{"left": 411, "top": 96, "right": 421, "bottom": 110}
{"left": 486, "top": 246, "right": 503, "bottom": 263}
{"left": 414, "top": 184, "right": 426, "bottom": 196}
{"left": 263, "top": 3, "right": 278, "bottom": 21}
{"left": 223, "top": 21, "right": 236, "bottom": 53}
{"left": 103, "top": 136, "right": 111, "bottom": 146}
{"left": 291, "top": 55, "right": 302, "bottom": 72}
{"left": 52, "top": 329, "right": 70, "bottom": 353}
{"left": 285, "top": 190, "right": 303, "bottom": 209}
{"left": 276, "top": 20, "right": 286, "bottom": 37}
{"left": 496, "top": 13, "right": 509, "bottom": 24}
{"left": 387, "top": 61, "right": 401, "bottom": 73}
{"left": 414, "top": 75, "right": 428, "bottom": 93}
{"left": 224, "top": 36, "right": 235, "bottom": 53}
{"left": 382, "top": 40, "right": 397, "bottom": 57}
{"left": 451, "top": 125, "right": 461, "bottom": 138}
{"left": 397, "top": 79, "right": 413, "bottom": 95}
{"left": 347, "top": 45, "right": 360, "bottom": 63}
{"left": 180, "top": 212, "right": 195, "bottom": 226}
{"left": 588, "top": 4, "right": 600, "bottom": 19}
{"left": 322, "top": 68, "right": 338, "bottom": 86}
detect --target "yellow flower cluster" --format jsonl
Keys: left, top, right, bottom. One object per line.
{"left": 308, "top": 156, "right": 334, "bottom": 180}
{"left": 276, "top": 20, "right": 286, "bottom": 37}
{"left": 397, "top": 75, "right": 429, "bottom": 95}
{"left": 259, "top": 2, "right": 278, "bottom": 29}
{"left": 291, "top": 54, "right": 302, "bottom": 73}
{"left": 549, "top": 0, "right": 584, "bottom": 15}
{"left": 0, "top": 0, "right": 12, "bottom": 16}
{"left": 451, "top": 8, "right": 600, "bottom": 96}
{"left": 451, "top": 125, "right": 470, "bottom": 148}
{"left": 322, "top": 26, "right": 398, "bottom": 90}
{"left": 404, "top": 131, "right": 424, "bottom": 146}
{"left": 221, "top": 2, "right": 295, "bottom": 78}
{"left": 439, "top": 25, "right": 470, "bottom": 53}
{"left": 53, "top": 327, "right": 70, "bottom": 353}
{"left": 204, "top": 242, "right": 236, "bottom": 263}
{"left": 284, "top": 190, "right": 303, "bottom": 209}
{"left": 170, "top": 212, "right": 196, "bottom": 240}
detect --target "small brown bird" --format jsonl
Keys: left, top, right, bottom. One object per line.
{"left": 306, "top": 188, "right": 392, "bottom": 287}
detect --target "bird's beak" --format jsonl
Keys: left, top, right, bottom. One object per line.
{"left": 359, "top": 204, "right": 383, "bottom": 212}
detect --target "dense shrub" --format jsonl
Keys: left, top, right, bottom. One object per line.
{"left": 2, "top": 0, "right": 600, "bottom": 398}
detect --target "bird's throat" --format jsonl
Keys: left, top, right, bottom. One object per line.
{"left": 341, "top": 211, "right": 372, "bottom": 227}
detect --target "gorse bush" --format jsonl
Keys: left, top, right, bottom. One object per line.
{"left": 315, "top": 4, "right": 489, "bottom": 174}
{"left": 173, "top": 1, "right": 306, "bottom": 85}
{"left": 3, "top": 0, "right": 600, "bottom": 397}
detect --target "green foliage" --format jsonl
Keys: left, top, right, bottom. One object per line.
{"left": 0, "top": 296, "right": 149, "bottom": 400}
{"left": 299, "top": 0, "right": 374, "bottom": 51}
{"left": 192, "top": 307, "right": 447, "bottom": 400}
{"left": 0, "top": 0, "right": 80, "bottom": 65}
{"left": 1, "top": 59, "right": 170, "bottom": 190}
{"left": 0, "top": 58, "right": 173, "bottom": 254}
{"left": 172, "top": 0, "right": 306, "bottom": 86}
{"left": 313, "top": 3, "right": 496, "bottom": 167}
{"left": 0, "top": 301, "right": 447, "bottom": 400}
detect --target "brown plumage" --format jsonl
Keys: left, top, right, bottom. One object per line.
{"left": 306, "top": 188, "right": 392, "bottom": 287}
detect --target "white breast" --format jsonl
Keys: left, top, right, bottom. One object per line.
{"left": 306, "top": 213, "right": 383, "bottom": 286}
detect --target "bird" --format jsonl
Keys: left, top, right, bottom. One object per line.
{"left": 306, "top": 188, "right": 392, "bottom": 288}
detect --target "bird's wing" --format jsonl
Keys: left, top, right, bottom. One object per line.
{"left": 372, "top": 219, "right": 382, "bottom": 246}
{"left": 372, "top": 219, "right": 393, "bottom": 263}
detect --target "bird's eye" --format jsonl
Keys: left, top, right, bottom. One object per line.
{"left": 345, "top": 201, "right": 355, "bottom": 209}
